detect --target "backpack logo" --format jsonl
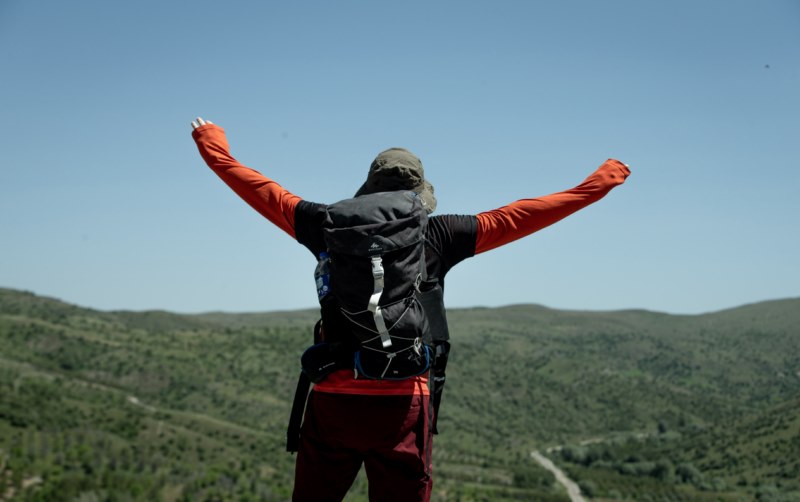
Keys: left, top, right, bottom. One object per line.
{"left": 368, "top": 242, "right": 383, "bottom": 255}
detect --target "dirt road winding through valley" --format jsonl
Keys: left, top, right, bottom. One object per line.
{"left": 530, "top": 451, "right": 585, "bottom": 502}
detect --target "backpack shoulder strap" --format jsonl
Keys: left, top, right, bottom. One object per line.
{"left": 286, "top": 319, "right": 324, "bottom": 452}
{"left": 416, "top": 281, "right": 450, "bottom": 433}
{"left": 286, "top": 372, "right": 311, "bottom": 452}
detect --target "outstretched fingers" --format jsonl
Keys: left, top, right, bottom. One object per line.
{"left": 191, "top": 117, "right": 213, "bottom": 130}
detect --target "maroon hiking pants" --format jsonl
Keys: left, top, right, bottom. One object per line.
{"left": 292, "top": 391, "right": 433, "bottom": 502}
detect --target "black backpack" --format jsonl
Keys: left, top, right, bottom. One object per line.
{"left": 286, "top": 191, "right": 451, "bottom": 451}
{"left": 322, "top": 190, "right": 432, "bottom": 379}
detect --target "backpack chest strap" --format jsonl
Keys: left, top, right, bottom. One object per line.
{"left": 368, "top": 256, "right": 393, "bottom": 348}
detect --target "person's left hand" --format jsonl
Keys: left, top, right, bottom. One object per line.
{"left": 191, "top": 117, "right": 213, "bottom": 130}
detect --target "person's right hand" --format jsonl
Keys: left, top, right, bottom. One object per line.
{"left": 191, "top": 117, "right": 213, "bottom": 130}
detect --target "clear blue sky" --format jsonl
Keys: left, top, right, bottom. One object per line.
{"left": 1, "top": 0, "right": 798, "bottom": 315}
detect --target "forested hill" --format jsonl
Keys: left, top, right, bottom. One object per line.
{"left": 1, "top": 288, "right": 798, "bottom": 501}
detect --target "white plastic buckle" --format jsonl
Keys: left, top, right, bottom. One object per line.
{"left": 371, "top": 256, "right": 384, "bottom": 279}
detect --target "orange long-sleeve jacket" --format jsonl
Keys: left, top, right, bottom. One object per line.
{"left": 192, "top": 124, "right": 630, "bottom": 395}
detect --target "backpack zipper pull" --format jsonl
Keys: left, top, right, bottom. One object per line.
{"left": 380, "top": 353, "right": 396, "bottom": 379}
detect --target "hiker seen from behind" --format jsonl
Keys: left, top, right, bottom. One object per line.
{"left": 191, "top": 116, "right": 631, "bottom": 502}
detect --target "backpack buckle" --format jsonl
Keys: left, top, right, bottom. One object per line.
{"left": 368, "top": 256, "right": 392, "bottom": 348}
{"left": 370, "top": 256, "right": 384, "bottom": 279}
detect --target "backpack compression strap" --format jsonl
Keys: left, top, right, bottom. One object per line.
{"left": 368, "top": 256, "right": 392, "bottom": 348}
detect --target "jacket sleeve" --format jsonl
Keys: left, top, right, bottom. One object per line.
{"left": 474, "top": 159, "right": 630, "bottom": 254}
{"left": 191, "top": 124, "right": 301, "bottom": 238}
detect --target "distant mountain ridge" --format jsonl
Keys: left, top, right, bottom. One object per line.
{"left": 1, "top": 287, "right": 799, "bottom": 501}
{"left": 4, "top": 286, "right": 797, "bottom": 319}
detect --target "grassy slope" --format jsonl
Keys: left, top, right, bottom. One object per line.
{"left": 1, "top": 288, "right": 798, "bottom": 501}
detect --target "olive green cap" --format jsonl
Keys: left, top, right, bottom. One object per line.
{"left": 354, "top": 147, "right": 437, "bottom": 214}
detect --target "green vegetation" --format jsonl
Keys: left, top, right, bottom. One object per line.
{"left": 549, "top": 396, "right": 800, "bottom": 500}
{"left": 1, "top": 288, "right": 798, "bottom": 500}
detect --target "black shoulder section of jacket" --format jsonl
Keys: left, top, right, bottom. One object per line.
{"left": 424, "top": 214, "right": 477, "bottom": 283}
{"left": 294, "top": 200, "right": 328, "bottom": 257}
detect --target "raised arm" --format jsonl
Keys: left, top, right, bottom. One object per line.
{"left": 191, "top": 118, "right": 301, "bottom": 238}
{"left": 475, "top": 159, "right": 630, "bottom": 254}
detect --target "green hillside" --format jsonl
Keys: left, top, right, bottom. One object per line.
{"left": 1, "top": 288, "right": 798, "bottom": 501}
